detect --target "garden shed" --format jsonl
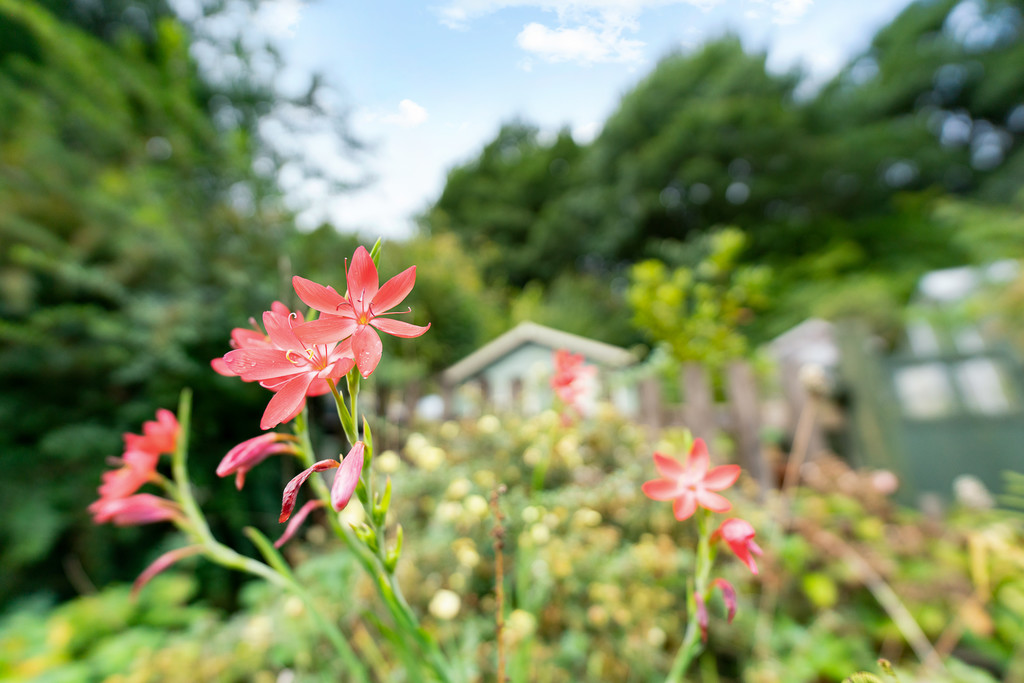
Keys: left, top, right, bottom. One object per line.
{"left": 439, "top": 321, "right": 636, "bottom": 418}
{"left": 839, "top": 262, "right": 1024, "bottom": 505}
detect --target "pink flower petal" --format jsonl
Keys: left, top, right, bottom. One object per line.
{"left": 652, "top": 452, "right": 686, "bottom": 479}
{"left": 331, "top": 442, "right": 365, "bottom": 511}
{"left": 372, "top": 266, "right": 416, "bottom": 313}
{"left": 352, "top": 325, "right": 383, "bottom": 378}
{"left": 133, "top": 545, "right": 204, "bottom": 597}
{"left": 224, "top": 348, "right": 296, "bottom": 381}
{"left": 673, "top": 492, "right": 698, "bottom": 521}
{"left": 703, "top": 464, "right": 741, "bottom": 491}
{"left": 347, "top": 247, "right": 379, "bottom": 310}
{"left": 292, "top": 275, "right": 346, "bottom": 313}
{"left": 261, "top": 374, "right": 315, "bottom": 430}
{"left": 262, "top": 309, "right": 304, "bottom": 354}
{"left": 275, "top": 500, "right": 326, "bottom": 548}
{"left": 280, "top": 460, "right": 339, "bottom": 522}
{"left": 293, "top": 315, "right": 358, "bottom": 346}
{"left": 211, "top": 357, "right": 234, "bottom": 376}
{"left": 684, "top": 439, "right": 710, "bottom": 478}
{"left": 370, "top": 318, "right": 430, "bottom": 338}
{"left": 641, "top": 478, "right": 678, "bottom": 501}
{"left": 695, "top": 489, "right": 733, "bottom": 513}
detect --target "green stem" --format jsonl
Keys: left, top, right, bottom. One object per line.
{"left": 170, "top": 392, "right": 367, "bottom": 681}
{"left": 245, "top": 527, "right": 370, "bottom": 683}
{"left": 665, "top": 510, "right": 713, "bottom": 683}
{"left": 293, "top": 407, "right": 454, "bottom": 682}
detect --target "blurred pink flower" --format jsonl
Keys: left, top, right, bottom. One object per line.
{"left": 292, "top": 246, "right": 430, "bottom": 378}
{"left": 89, "top": 493, "right": 183, "bottom": 526}
{"left": 694, "top": 590, "right": 709, "bottom": 643}
{"left": 97, "top": 449, "right": 159, "bottom": 500}
{"left": 123, "top": 408, "right": 179, "bottom": 456}
{"left": 711, "top": 517, "right": 763, "bottom": 575}
{"left": 712, "top": 577, "right": 737, "bottom": 623}
{"left": 133, "top": 545, "right": 203, "bottom": 596}
{"left": 216, "top": 433, "right": 300, "bottom": 490}
{"left": 92, "top": 408, "right": 182, "bottom": 528}
{"left": 641, "top": 438, "right": 740, "bottom": 521}
{"left": 224, "top": 309, "right": 355, "bottom": 429}
{"left": 550, "top": 349, "right": 597, "bottom": 419}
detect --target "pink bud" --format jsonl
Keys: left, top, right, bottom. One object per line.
{"left": 694, "top": 590, "right": 709, "bottom": 643}
{"left": 275, "top": 500, "right": 326, "bottom": 548}
{"left": 279, "top": 460, "right": 339, "bottom": 522}
{"left": 331, "top": 442, "right": 365, "bottom": 512}
{"left": 712, "top": 578, "right": 737, "bottom": 623}
{"left": 217, "top": 433, "right": 299, "bottom": 490}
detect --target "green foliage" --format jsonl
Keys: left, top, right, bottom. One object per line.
{"left": 0, "top": 0, "right": 348, "bottom": 603}
{"left": 627, "top": 227, "right": 771, "bottom": 371}
{"left": 5, "top": 411, "right": 1023, "bottom": 682}
{"left": 424, "top": 0, "right": 1024, "bottom": 346}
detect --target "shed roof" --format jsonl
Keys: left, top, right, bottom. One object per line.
{"left": 441, "top": 321, "right": 635, "bottom": 385}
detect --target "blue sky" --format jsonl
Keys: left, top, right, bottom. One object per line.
{"left": 238, "top": 0, "right": 917, "bottom": 239}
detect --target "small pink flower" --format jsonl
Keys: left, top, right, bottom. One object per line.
{"left": 550, "top": 349, "right": 597, "bottom": 419}
{"left": 123, "top": 408, "right": 180, "bottom": 456}
{"left": 216, "top": 433, "right": 300, "bottom": 490}
{"left": 224, "top": 309, "right": 356, "bottom": 429}
{"left": 641, "top": 439, "right": 741, "bottom": 521}
{"left": 89, "top": 493, "right": 183, "bottom": 526}
{"left": 292, "top": 246, "right": 430, "bottom": 378}
{"left": 279, "top": 442, "right": 366, "bottom": 523}
{"left": 711, "top": 518, "right": 763, "bottom": 575}
{"left": 98, "top": 450, "right": 159, "bottom": 500}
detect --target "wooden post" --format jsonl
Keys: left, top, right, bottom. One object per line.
{"left": 511, "top": 377, "right": 523, "bottom": 414}
{"left": 639, "top": 376, "right": 663, "bottom": 433}
{"left": 441, "top": 381, "right": 454, "bottom": 420}
{"left": 680, "top": 363, "right": 716, "bottom": 446}
{"left": 726, "top": 360, "right": 769, "bottom": 493}
{"left": 779, "top": 358, "right": 825, "bottom": 460}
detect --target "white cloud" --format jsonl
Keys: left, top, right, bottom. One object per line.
{"left": 255, "top": 0, "right": 306, "bottom": 39}
{"left": 435, "top": 0, "right": 730, "bottom": 65}
{"left": 771, "top": 0, "right": 813, "bottom": 24}
{"left": 382, "top": 99, "right": 430, "bottom": 127}
{"left": 572, "top": 121, "right": 602, "bottom": 142}
{"left": 517, "top": 22, "right": 645, "bottom": 64}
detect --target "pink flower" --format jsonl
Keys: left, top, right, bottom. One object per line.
{"left": 123, "top": 408, "right": 180, "bottom": 456}
{"left": 223, "top": 309, "right": 356, "bottom": 429}
{"left": 550, "top": 349, "right": 597, "bottom": 419}
{"left": 98, "top": 450, "right": 159, "bottom": 500}
{"left": 92, "top": 408, "right": 182, "bottom": 528}
{"left": 279, "top": 442, "right": 366, "bottom": 523}
{"left": 89, "top": 493, "right": 183, "bottom": 526}
{"left": 711, "top": 518, "right": 763, "bottom": 575}
{"left": 292, "top": 246, "right": 430, "bottom": 378}
{"left": 641, "top": 438, "right": 741, "bottom": 521}
{"left": 216, "top": 433, "right": 300, "bottom": 490}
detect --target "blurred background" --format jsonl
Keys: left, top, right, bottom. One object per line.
{"left": 1, "top": 0, "right": 1023, "bottom": 681}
